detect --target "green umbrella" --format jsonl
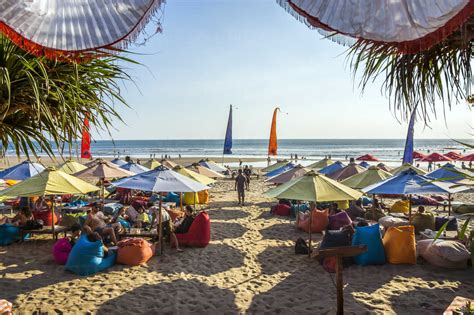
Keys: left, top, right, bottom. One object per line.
{"left": 341, "top": 166, "right": 393, "bottom": 190}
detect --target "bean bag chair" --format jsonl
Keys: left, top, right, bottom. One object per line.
{"left": 60, "top": 212, "right": 86, "bottom": 228}
{"left": 164, "top": 192, "right": 181, "bottom": 203}
{"left": 33, "top": 210, "right": 58, "bottom": 226}
{"left": 328, "top": 211, "right": 352, "bottom": 230}
{"left": 117, "top": 217, "right": 131, "bottom": 229}
{"left": 65, "top": 235, "right": 116, "bottom": 276}
{"left": 378, "top": 216, "right": 409, "bottom": 230}
{"left": 176, "top": 211, "right": 210, "bottom": 247}
{"left": 412, "top": 213, "right": 435, "bottom": 234}
{"left": 117, "top": 238, "right": 155, "bottom": 266}
{"left": 319, "top": 229, "right": 353, "bottom": 272}
{"left": 297, "top": 209, "right": 329, "bottom": 233}
{"left": 417, "top": 239, "right": 471, "bottom": 269}
{"left": 198, "top": 190, "right": 209, "bottom": 204}
{"left": 383, "top": 225, "right": 416, "bottom": 265}
{"left": 361, "top": 196, "right": 373, "bottom": 207}
{"left": 167, "top": 208, "right": 185, "bottom": 222}
{"left": 272, "top": 204, "right": 291, "bottom": 216}
{"left": 453, "top": 203, "right": 474, "bottom": 214}
{"left": 183, "top": 192, "right": 199, "bottom": 205}
{"left": 390, "top": 200, "right": 409, "bottom": 214}
{"left": 53, "top": 238, "right": 72, "bottom": 265}
{"left": 279, "top": 199, "right": 292, "bottom": 207}
{"left": 352, "top": 224, "right": 386, "bottom": 266}
{"left": 0, "top": 224, "right": 21, "bottom": 246}
{"left": 364, "top": 208, "right": 386, "bottom": 221}
{"left": 336, "top": 200, "right": 349, "bottom": 210}
{"left": 411, "top": 195, "right": 438, "bottom": 206}
{"left": 435, "top": 216, "right": 458, "bottom": 231}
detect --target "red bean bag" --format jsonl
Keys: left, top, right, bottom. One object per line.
{"left": 328, "top": 211, "right": 352, "bottom": 230}
{"left": 33, "top": 210, "right": 58, "bottom": 226}
{"left": 117, "top": 238, "right": 155, "bottom": 266}
{"left": 272, "top": 204, "right": 291, "bottom": 216}
{"left": 175, "top": 212, "right": 210, "bottom": 247}
{"left": 53, "top": 238, "right": 72, "bottom": 265}
{"left": 297, "top": 209, "right": 329, "bottom": 233}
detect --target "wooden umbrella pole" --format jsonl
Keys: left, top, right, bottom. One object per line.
{"left": 51, "top": 195, "right": 55, "bottom": 236}
{"left": 180, "top": 192, "right": 183, "bottom": 211}
{"left": 336, "top": 256, "right": 344, "bottom": 315}
{"left": 448, "top": 193, "right": 452, "bottom": 217}
{"left": 158, "top": 196, "right": 163, "bottom": 255}
{"left": 308, "top": 202, "right": 315, "bottom": 258}
{"left": 408, "top": 194, "right": 412, "bottom": 224}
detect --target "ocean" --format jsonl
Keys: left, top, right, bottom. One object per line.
{"left": 26, "top": 139, "right": 471, "bottom": 162}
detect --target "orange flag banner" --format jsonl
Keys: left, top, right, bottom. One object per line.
{"left": 268, "top": 108, "right": 280, "bottom": 156}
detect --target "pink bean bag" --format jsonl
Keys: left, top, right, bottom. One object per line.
{"left": 272, "top": 204, "right": 291, "bottom": 216}
{"left": 53, "top": 238, "right": 72, "bottom": 265}
{"left": 328, "top": 211, "right": 352, "bottom": 230}
{"left": 297, "top": 209, "right": 329, "bottom": 233}
{"left": 176, "top": 212, "right": 210, "bottom": 247}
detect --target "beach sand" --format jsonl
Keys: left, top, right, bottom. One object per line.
{"left": 1, "top": 178, "right": 473, "bottom": 314}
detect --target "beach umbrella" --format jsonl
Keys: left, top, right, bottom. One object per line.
{"left": 173, "top": 165, "right": 216, "bottom": 186}
{"left": 359, "top": 161, "right": 370, "bottom": 168}
{"left": 318, "top": 161, "right": 345, "bottom": 175}
{"left": 198, "top": 159, "right": 227, "bottom": 173}
{"left": 444, "top": 152, "right": 463, "bottom": 160}
{"left": 426, "top": 163, "right": 472, "bottom": 182}
{"left": 412, "top": 151, "right": 426, "bottom": 160}
{"left": 120, "top": 162, "right": 150, "bottom": 174}
{"left": 306, "top": 158, "right": 333, "bottom": 169}
{"left": 457, "top": 153, "right": 474, "bottom": 162}
{"left": 57, "top": 160, "right": 87, "bottom": 174}
{"left": 264, "top": 163, "right": 295, "bottom": 178}
{"left": 341, "top": 166, "right": 393, "bottom": 190}
{"left": 0, "top": 160, "right": 45, "bottom": 180}
{"left": 262, "top": 160, "right": 289, "bottom": 173}
{"left": 391, "top": 163, "right": 426, "bottom": 176}
{"left": 377, "top": 163, "right": 392, "bottom": 172}
{"left": 74, "top": 160, "right": 134, "bottom": 181}
{"left": 0, "top": 167, "right": 99, "bottom": 233}
{"left": 189, "top": 165, "right": 225, "bottom": 179}
{"left": 143, "top": 159, "right": 161, "bottom": 170}
{"left": 327, "top": 163, "right": 366, "bottom": 181}
{"left": 265, "top": 165, "right": 310, "bottom": 185}
{"left": 110, "top": 158, "right": 127, "bottom": 166}
{"left": 356, "top": 154, "right": 379, "bottom": 162}
{"left": 112, "top": 166, "right": 209, "bottom": 254}
{"left": 161, "top": 159, "right": 178, "bottom": 169}
{"left": 420, "top": 152, "right": 452, "bottom": 162}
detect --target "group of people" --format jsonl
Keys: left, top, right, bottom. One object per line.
{"left": 235, "top": 167, "right": 252, "bottom": 206}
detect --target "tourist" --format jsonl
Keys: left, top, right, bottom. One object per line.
{"left": 0, "top": 206, "right": 34, "bottom": 226}
{"left": 84, "top": 202, "right": 120, "bottom": 245}
{"left": 329, "top": 202, "right": 340, "bottom": 215}
{"left": 68, "top": 223, "right": 82, "bottom": 246}
{"left": 428, "top": 161, "right": 433, "bottom": 171}
{"left": 174, "top": 205, "right": 195, "bottom": 234}
{"left": 235, "top": 169, "right": 248, "bottom": 206}
{"left": 149, "top": 203, "right": 182, "bottom": 252}
{"left": 136, "top": 205, "right": 150, "bottom": 229}
{"left": 346, "top": 199, "right": 365, "bottom": 220}
{"left": 243, "top": 165, "right": 251, "bottom": 190}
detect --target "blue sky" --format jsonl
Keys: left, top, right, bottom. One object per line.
{"left": 97, "top": 0, "right": 472, "bottom": 140}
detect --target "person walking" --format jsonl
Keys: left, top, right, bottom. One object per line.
{"left": 235, "top": 169, "right": 249, "bottom": 206}
{"left": 243, "top": 165, "right": 251, "bottom": 190}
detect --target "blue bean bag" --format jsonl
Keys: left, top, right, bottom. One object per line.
{"left": 117, "top": 217, "right": 131, "bottom": 229}
{"left": 65, "top": 235, "right": 116, "bottom": 276}
{"left": 0, "top": 224, "right": 21, "bottom": 246}
{"left": 361, "top": 196, "right": 373, "bottom": 207}
{"left": 352, "top": 223, "right": 386, "bottom": 266}
{"left": 164, "top": 192, "right": 181, "bottom": 203}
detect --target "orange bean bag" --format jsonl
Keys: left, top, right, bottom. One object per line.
{"left": 382, "top": 225, "right": 416, "bottom": 265}
{"left": 198, "top": 190, "right": 209, "bottom": 204}
{"left": 117, "top": 238, "right": 155, "bottom": 266}
{"left": 297, "top": 209, "right": 329, "bottom": 233}
{"left": 167, "top": 208, "right": 185, "bottom": 222}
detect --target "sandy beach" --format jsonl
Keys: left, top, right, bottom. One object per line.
{"left": 1, "top": 177, "right": 472, "bottom": 314}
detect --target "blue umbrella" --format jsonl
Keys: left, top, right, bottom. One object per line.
{"left": 359, "top": 161, "right": 370, "bottom": 168}
{"left": 119, "top": 162, "right": 150, "bottom": 174}
{"left": 426, "top": 163, "right": 471, "bottom": 182}
{"left": 319, "top": 161, "right": 345, "bottom": 175}
{"left": 264, "top": 163, "right": 295, "bottom": 178}
{"left": 0, "top": 160, "right": 45, "bottom": 180}
{"left": 110, "top": 158, "right": 127, "bottom": 166}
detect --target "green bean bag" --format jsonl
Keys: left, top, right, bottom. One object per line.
{"left": 412, "top": 213, "right": 435, "bottom": 234}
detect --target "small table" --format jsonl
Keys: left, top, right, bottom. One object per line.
{"left": 443, "top": 296, "right": 473, "bottom": 315}
{"left": 419, "top": 230, "right": 458, "bottom": 240}
{"left": 0, "top": 205, "right": 13, "bottom": 216}
{"left": 122, "top": 229, "right": 157, "bottom": 239}
{"left": 20, "top": 225, "right": 70, "bottom": 241}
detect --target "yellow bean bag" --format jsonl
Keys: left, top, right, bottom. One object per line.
{"left": 197, "top": 190, "right": 209, "bottom": 204}
{"left": 390, "top": 200, "right": 410, "bottom": 214}
{"left": 383, "top": 225, "right": 416, "bottom": 264}
{"left": 183, "top": 192, "right": 199, "bottom": 205}
{"left": 336, "top": 200, "right": 349, "bottom": 210}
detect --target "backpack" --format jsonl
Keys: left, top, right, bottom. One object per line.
{"left": 295, "top": 237, "right": 310, "bottom": 255}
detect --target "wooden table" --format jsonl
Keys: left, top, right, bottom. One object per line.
{"left": 121, "top": 229, "right": 157, "bottom": 239}
{"left": 20, "top": 225, "right": 70, "bottom": 241}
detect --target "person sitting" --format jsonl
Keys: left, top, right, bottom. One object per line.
{"left": 0, "top": 206, "right": 34, "bottom": 227}
{"left": 364, "top": 199, "right": 385, "bottom": 221}
{"left": 346, "top": 199, "right": 366, "bottom": 220}
{"left": 84, "top": 203, "right": 121, "bottom": 245}
{"left": 68, "top": 223, "right": 82, "bottom": 246}
{"left": 149, "top": 203, "right": 182, "bottom": 252}
{"left": 174, "top": 206, "right": 195, "bottom": 234}
{"left": 136, "top": 205, "right": 150, "bottom": 229}
{"left": 329, "top": 202, "right": 340, "bottom": 215}
{"left": 87, "top": 230, "right": 109, "bottom": 257}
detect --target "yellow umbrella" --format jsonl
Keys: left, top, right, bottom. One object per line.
{"left": 143, "top": 159, "right": 161, "bottom": 169}
{"left": 161, "top": 159, "right": 178, "bottom": 169}
{"left": 173, "top": 165, "right": 215, "bottom": 185}
{"left": 57, "top": 159, "right": 87, "bottom": 174}
{"left": 262, "top": 160, "right": 289, "bottom": 173}
{"left": 341, "top": 166, "right": 393, "bottom": 189}
{"left": 391, "top": 163, "right": 427, "bottom": 176}
{"left": 307, "top": 158, "right": 333, "bottom": 169}
{"left": 190, "top": 165, "right": 225, "bottom": 179}
{"left": 264, "top": 170, "right": 362, "bottom": 202}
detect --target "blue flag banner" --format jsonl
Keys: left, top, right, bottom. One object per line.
{"left": 402, "top": 108, "right": 417, "bottom": 164}
{"left": 223, "top": 105, "right": 232, "bottom": 154}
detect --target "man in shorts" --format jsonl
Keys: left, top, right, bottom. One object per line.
{"left": 84, "top": 202, "right": 120, "bottom": 245}
{"left": 235, "top": 169, "right": 249, "bottom": 206}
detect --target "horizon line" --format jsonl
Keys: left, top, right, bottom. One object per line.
{"left": 91, "top": 138, "right": 472, "bottom": 141}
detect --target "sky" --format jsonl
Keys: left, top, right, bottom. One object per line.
{"left": 97, "top": 0, "right": 473, "bottom": 140}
